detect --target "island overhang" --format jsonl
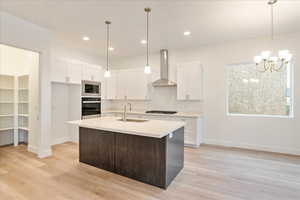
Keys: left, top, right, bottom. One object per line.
{"left": 69, "top": 116, "right": 185, "bottom": 138}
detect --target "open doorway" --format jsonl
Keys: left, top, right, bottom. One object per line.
{"left": 0, "top": 44, "right": 39, "bottom": 151}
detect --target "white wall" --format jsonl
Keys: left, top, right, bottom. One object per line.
{"left": 0, "top": 11, "right": 104, "bottom": 157}
{"left": 1, "top": 11, "right": 52, "bottom": 157}
{"left": 113, "top": 32, "right": 300, "bottom": 155}
{"left": 0, "top": 44, "right": 31, "bottom": 75}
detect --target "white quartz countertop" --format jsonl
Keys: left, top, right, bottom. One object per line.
{"left": 68, "top": 117, "right": 185, "bottom": 138}
{"left": 102, "top": 110, "right": 202, "bottom": 118}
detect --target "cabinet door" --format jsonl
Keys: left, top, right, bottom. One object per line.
{"left": 82, "top": 65, "right": 94, "bottom": 81}
{"left": 187, "top": 63, "right": 203, "bottom": 100}
{"left": 68, "top": 63, "right": 82, "bottom": 84}
{"left": 116, "top": 70, "right": 129, "bottom": 99}
{"left": 176, "top": 64, "right": 188, "bottom": 100}
{"left": 104, "top": 71, "right": 117, "bottom": 100}
{"left": 177, "top": 62, "right": 202, "bottom": 100}
{"left": 126, "top": 68, "right": 148, "bottom": 100}
{"left": 91, "top": 65, "right": 103, "bottom": 82}
{"left": 115, "top": 133, "right": 166, "bottom": 187}
{"left": 79, "top": 128, "right": 115, "bottom": 172}
{"left": 51, "top": 59, "right": 68, "bottom": 83}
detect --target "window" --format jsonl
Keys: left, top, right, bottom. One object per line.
{"left": 226, "top": 63, "right": 293, "bottom": 117}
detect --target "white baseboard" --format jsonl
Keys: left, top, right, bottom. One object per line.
{"left": 184, "top": 143, "right": 200, "bottom": 148}
{"left": 38, "top": 148, "right": 52, "bottom": 158}
{"left": 28, "top": 145, "right": 38, "bottom": 154}
{"left": 204, "top": 139, "right": 300, "bottom": 156}
{"left": 51, "top": 137, "right": 70, "bottom": 146}
{"left": 28, "top": 145, "right": 52, "bottom": 158}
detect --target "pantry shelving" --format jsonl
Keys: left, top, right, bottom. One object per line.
{"left": 0, "top": 74, "right": 30, "bottom": 146}
{"left": 17, "top": 75, "right": 30, "bottom": 144}
{"left": 0, "top": 75, "right": 15, "bottom": 147}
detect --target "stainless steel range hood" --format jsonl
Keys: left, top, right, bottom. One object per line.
{"left": 152, "top": 49, "right": 177, "bottom": 87}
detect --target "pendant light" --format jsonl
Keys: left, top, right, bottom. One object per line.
{"left": 104, "top": 21, "right": 111, "bottom": 78}
{"left": 144, "top": 8, "right": 151, "bottom": 74}
{"left": 254, "top": 0, "right": 292, "bottom": 72}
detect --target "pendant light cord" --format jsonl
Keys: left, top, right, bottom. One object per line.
{"left": 106, "top": 22, "right": 109, "bottom": 71}
{"left": 146, "top": 10, "right": 149, "bottom": 66}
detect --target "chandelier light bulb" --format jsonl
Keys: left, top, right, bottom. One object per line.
{"left": 144, "top": 65, "right": 151, "bottom": 74}
{"left": 250, "top": 78, "right": 259, "bottom": 83}
{"left": 242, "top": 79, "right": 249, "bottom": 83}
{"left": 278, "top": 50, "right": 289, "bottom": 59}
{"left": 104, "top": 70, "right": 111, "bottom": 78}
{"left": 285, "top": 53, "right": 293, "bottom": 61}
{"left": 261, "top": 51, "right": 271, "bottom": 59}
{"left": 254, "top": 56, "right": 262, "bottom": 64}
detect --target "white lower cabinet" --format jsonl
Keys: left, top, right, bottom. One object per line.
{"left": 102, "top": 112, "right": 203, "bottom": 147}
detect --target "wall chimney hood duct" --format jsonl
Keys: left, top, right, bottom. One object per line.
{"left": 152, "top": 49, "right": 177, "bottom": 87}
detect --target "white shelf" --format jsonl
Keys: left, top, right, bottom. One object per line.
{"left": 18, "top": 114, "right": 29, "bottom": 117}
{"left": 18, "top": 101, "right": 29, "bottom": 104}
{"left": 19, "top": 127, "right": 29, "bottom": 131}
{"left": 0, "top": 127, "right": 14, "bottom": 131}
{"left": 19, "top": 88, "right": 29, "bottom": 91}
{"left": 0, "top": 114, "right": 14, "bottom": 117}
{"left": 0, "top": 88, "right": 14, "bottom": 90}
{"left": 0, "top": 101, "right": 14, "bottom": 104}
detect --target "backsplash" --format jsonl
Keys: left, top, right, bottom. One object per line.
{"left": 103, "top": 86, "right": 203, "bottom": 113}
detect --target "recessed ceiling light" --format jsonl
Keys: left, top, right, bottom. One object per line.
{"left": 82, "top": 36, "right": 90, "bottom": 41}
{"left": 183, "top": 31, "right": 191, "bottom": 36}
{"left": 140, "top": 39, "right": 147, "bottom": 44}
{"left": 108, "top": 47, "right": 114, "bottom": 51}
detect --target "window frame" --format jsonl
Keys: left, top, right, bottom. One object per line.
{"left": 225, "top": 61, "right": 294, "bottom": 119}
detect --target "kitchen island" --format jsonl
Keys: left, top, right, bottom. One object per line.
{"left": 69, "top": 117, "right": 185, "bottom": 189}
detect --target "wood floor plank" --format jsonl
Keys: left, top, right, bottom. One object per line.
{"left": 0, "top": 143, "right": 299, "bottom": 200}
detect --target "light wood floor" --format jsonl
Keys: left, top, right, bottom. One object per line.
{"left": 0, "top": 143, "right": 300, "bottom": 200}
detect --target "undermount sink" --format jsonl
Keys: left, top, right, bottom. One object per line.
{"left": 117, "top": 118, "right": 148, "bottom": 123}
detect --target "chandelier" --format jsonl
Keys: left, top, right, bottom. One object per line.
{"left": 254, "top": 0, "right": 292, "bottom": 72}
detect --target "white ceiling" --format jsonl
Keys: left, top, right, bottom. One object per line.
{"left": 1, "top": 0, "right": 300, "bottom": 59}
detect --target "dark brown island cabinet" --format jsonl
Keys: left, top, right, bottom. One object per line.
{"left": 79, "top": 127, "right": 184, "bottom": 189}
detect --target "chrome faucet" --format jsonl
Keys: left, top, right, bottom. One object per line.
{"left": 122, "top": 104, "right": 127, "bottom": 121}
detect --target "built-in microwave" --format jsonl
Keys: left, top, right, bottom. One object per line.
{"left": 82, "top": 80, "right": 101, "bottom": 97}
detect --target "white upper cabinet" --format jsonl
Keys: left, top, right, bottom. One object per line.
{"left": 67, "top": 62, "right": 82, "bottom": 84}
{"left": 82, "top": 65, "right": 102, "bottom": 82}
{"left": 51, "top": 59, "right": 83, "bottom": 84}
{"left": 103, "top": 68, "right": 149, "bottom": 100}
{"left": 116, "top": 69, "right": 129, "bottom": 99}
{"left": 102, "top": 70, "right": 117, "bottom": 100}
{"left": 51, "top": 59, "right": 103, "bottom": 85}
{"left": 51, "top": 59, "right": 69, "bottom": 83}
{"left": 177, "top": 62, "right": 203, "bottom": 101}
{"left": 127, "top": 68, "right": 149, "bottom": 100}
